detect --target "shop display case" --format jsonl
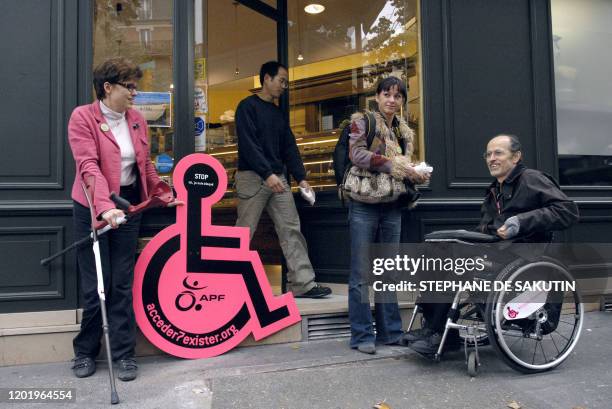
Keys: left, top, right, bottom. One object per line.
{"left": 207, "top": 128, "right": 341, "bottom": 208}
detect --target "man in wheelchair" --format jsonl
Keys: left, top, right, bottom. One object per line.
{"left": 402, "top": 134, "right": 579, "bottom": 357}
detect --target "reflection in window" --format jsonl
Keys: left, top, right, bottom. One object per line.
{"left": 138, "top": 0, "right": 153, "bottom": 20}
{"left": 552, "top": 0, "right": 612, "bottom": 186}
{"left": 287, "top": 0, "right": 423, "bottom": 191}
{"left": 93, "top": 0, "right": 174, "bottom": 183}
{"left": 190, "top": 0, "right": 422, "bottom": 204}
{"left": 138, "top": 28, "right": 152, "bottom": 50}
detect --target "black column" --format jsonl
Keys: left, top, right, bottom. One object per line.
{"left": 173, "top": 0, "right": 196, "bottom": 163}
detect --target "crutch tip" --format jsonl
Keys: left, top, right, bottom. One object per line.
{"left": 111, "top": 392, "right": 120, "bottom": 405}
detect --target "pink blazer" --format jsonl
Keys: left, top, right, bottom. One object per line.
{"left": 69, "top": 101, "right": 161, "bottom": 217}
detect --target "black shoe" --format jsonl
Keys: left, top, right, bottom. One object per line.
{"left": 399, "top": 327, "right": 434, "bottom": 346}
{"left": 410, "top": 332, "right": 461, "bottom": 356}
{"left": 409, "top": 332, "right": 442, "bottom": 356}
{"left": 295, "top": 284, "right": 332, "bottom": 299}
{"left": 72, "top": 357, "right": 96, "bottom": 378}
{"left": 117, "top": 358, "right": 138, "bottom": 382}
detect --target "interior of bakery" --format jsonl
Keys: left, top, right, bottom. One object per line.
{"left": 93, "top": 0, "right": 422, "bottom": 208}
{"left": 201, "top": 0, "right": 423, "bottom": 207}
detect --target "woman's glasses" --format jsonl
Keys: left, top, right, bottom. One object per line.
{"left": 115, "top": 82, "right": 138, "bottom": 92}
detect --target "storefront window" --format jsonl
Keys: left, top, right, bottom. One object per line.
{"left": 93, "top": 0, "right": 174, "bottom": 184}
{"left": 552, "top": 0, "right": 612, "bottom": 186}
{"left": 194, "top": 0, "right": 277, "bottom": 207}
{"left": 286, "top": 0, "right": 423, "bottom": 191}
{"left": 189, "top": 1, "right": 422, "bottom": 204}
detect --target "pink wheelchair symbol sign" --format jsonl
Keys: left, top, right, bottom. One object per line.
{"left": 133, "top": 153, "right": 301, "bottom": 358}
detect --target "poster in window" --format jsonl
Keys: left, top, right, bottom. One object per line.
{"left": 133, "top": 91, "right": 172, "bottom": 128}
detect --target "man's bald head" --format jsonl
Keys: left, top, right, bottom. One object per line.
{"left": 485, "top": 134, "right": 522, "bottom": 183}
{"left": 490, "top": 134, "right": 522, "bottom": 153}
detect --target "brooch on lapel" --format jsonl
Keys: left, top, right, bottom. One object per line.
{"left": 100, "top": 123, "right": 110, "bottom": 132}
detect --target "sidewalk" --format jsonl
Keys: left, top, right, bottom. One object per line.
{"left": 1, "top": 312, "right": 610, "bottom": 409}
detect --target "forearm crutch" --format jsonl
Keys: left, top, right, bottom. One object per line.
{"left": 40, "top": 181, "right": 173, "bottom": 266}
{"left": 81, "top": 178, "right": 120, "bottom": 405}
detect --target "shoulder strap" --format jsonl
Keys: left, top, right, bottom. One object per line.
{"left": 364, "top": 111, "right": 376, "bottom": 149}
{"left": 391, "top": 125, "right": 408, "bottom": 155}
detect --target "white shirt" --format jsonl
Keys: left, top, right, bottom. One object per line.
{"left": 100, "top": 101, "right": 137, "bottom": 186}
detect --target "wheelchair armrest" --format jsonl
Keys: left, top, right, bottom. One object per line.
{"left": 424, "top": 229, "right": 501, "bottom": 243}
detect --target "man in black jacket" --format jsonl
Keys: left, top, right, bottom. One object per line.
{"left": 477, "top": 134, "right": 578, "bottom": 242}
{"left": 234, "top": 61, "right": 331, "bottom": 299}
{"left": 404, "top": 134, "right": 579, "bottom": 355}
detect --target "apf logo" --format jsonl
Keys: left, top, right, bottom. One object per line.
{"left": 506, "top": 306, "right": 518, "bottom": 319}
{"left": 133, "top": 154, "right": 301, "bottom": 359}
{"left": 175, "top": 277, "right": 226, "bottom": 312}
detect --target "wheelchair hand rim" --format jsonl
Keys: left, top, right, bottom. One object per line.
{"left": 491, "top": 261, "right": 584, "bottom": 371}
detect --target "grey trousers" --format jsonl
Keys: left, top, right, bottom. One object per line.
{"left": 235, "top": 170, "right": 316, "bottom": 295}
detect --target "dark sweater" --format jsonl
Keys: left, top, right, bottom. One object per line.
{"left": 235, "top": 95, "right": 306, "bottom": 182}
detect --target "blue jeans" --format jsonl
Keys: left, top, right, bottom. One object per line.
{"left": 348, "top": 200, "right": 404, "bottom": 347}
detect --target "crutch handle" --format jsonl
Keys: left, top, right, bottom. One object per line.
{"left": 40, "top": 181, "right": 174, "bottom": 265}
{"left": 96, "top": 216, "right": 128, "bottom": 235}
{"left": 110, "top": 192, "right": 131, "bottom": 211}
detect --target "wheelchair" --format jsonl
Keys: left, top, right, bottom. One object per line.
{"left": 406, "top": 229, "right": 583, "bottom": 376}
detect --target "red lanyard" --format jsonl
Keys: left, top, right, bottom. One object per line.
{"left": 491, "top": 187, "right": 502, "bottom": 215}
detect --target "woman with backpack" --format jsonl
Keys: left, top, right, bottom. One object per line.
{"left": 344, "top": 76, "right": 430, "bottom": 354}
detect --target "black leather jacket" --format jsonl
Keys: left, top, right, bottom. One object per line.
{"left": 478, "top": 162, "right": 579, "bottom": 242}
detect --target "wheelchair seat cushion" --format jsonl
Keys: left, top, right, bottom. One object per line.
{"left": 424, "top": 229, "right": 500, "bottom": 243}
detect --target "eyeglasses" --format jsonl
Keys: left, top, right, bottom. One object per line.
{"left": 115, "top": 82, "right": 138, "bottom": 92}
{"left": 483, "top": 149, "right": 510, "bottom": 160}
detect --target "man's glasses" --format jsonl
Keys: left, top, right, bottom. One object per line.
{"left": 115, "top": 82, "right": 138, "bottom": 92}
{"left": 483, "top": 149, "right": 510, "bottom": 160}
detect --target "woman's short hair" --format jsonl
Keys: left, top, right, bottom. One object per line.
{"left": 376, "top": 76, "right": 408, "bottom": 101}
{"left": 93, "top": 58, "right": 143, "bottom": 100}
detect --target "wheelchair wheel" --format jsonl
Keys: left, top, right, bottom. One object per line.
{"left": 457, "top": 301, "right": 489, "bottom": 347}
{"left": 467, "top": 351, "right": 479, "bottom": 377}
{"left": 485, "top": 258, "right": 583, "bottom": 374}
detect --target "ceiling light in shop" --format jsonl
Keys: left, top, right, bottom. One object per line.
{"left": 297, "top": 53, "right": 304, "bottom": 61}
{"left": 304, "top": 4, "right": 325, "bottom": 14}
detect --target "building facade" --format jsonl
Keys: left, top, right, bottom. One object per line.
{"left": 1, "top": 0, "right": 611, "bottom": 320}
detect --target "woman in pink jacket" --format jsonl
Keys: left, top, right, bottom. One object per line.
{"left": 68, "top": 58, "right": 175, "bottom": 381}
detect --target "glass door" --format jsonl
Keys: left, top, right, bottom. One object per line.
{"left": 286, "top": 0, "right": 423, "bottom": 192}
{"left": 194, "top": 0, "right": 278, "bottom": 208}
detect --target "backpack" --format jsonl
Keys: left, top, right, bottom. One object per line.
{"left": 332, "top": 111, "right": 377, "bottom": 187}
